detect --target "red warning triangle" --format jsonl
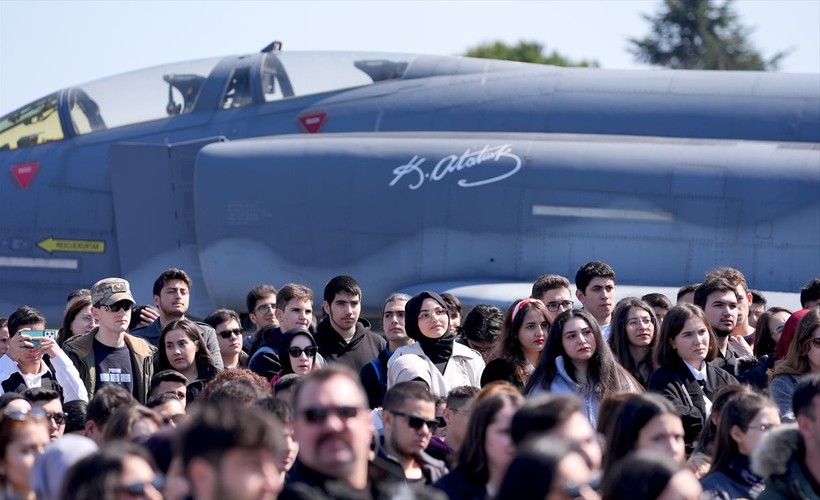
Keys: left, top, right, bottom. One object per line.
{"left": 10, "top": 162, "right": 39, "bottom": 188}
{"left": 299, "top": 111, "right": 327, "bottom": 133}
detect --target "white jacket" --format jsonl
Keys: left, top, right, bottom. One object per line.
{"left": 387, "top": 342, "right": 485, "bottom": 397}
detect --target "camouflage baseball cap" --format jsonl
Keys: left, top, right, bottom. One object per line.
{"left": 91, "top": 277, "right": 135, "bottom": 306}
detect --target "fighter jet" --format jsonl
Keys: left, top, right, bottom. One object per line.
{"left": 1, "top": 45, "right": 818, "bottom": 321}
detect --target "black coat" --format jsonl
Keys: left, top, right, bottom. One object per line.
{"left": 315, "top": 317, "right": 385, "bottom": 373}
{"left": 647, "top": 357, "right": 738, "bottom": 449}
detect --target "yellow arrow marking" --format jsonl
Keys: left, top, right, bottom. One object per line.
{"left": 37, "top": 237, "right": 105, "bottom": 254}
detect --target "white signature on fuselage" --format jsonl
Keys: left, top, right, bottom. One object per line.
{"left": 389, "top": 144, "right": 522, "bottom": 190}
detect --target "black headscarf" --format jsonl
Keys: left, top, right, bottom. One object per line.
{"left": 405, "top": 291, "right": 454, "bottom": 372}
{"left": 278, "top": 328, "right": 317, "bottom": 375}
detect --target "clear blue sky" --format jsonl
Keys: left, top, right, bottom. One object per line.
{"left": 1, "top": 0, "right": 818, "bottom": 114}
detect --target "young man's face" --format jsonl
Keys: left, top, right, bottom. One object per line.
{"left": 31, "top": 397, "right": 65, "bottom": 441}
{"left": 323, "top": 292, "right": 361, "bottom": 335}
{"left": 385, "top": 398, "right": 436, "bottom": 460}
{"left": 155, "top": 279, "right": 190, "bottom": 318}
{"left": 193, "top": 448, "right": 282, "bottom": 500}
{"left": 215, "top": 318, "right": 243, "bottom": 357}
{"left": 383, "top": 300, "right": 409, "bottom": 344}
{"left": 276, "top": 298, "right": 312, "bottom": 332}
{"left": 0, "top": 325, "right": 10, "bottom": 356}
{"left": 538, "top": 286, "right": 574, "bottom": 324}
{"left": 154, "top": 381, "right": 187, "bottom": 408}
{"left": 93, "top": 302, "right": 132, "bottom": 335}
{"left": 250, "top": 294, "right": 278, "bottom": 330}
{"left": 576, "top": 277, "right": 616, "bottom": 324}
{"left": 703, "top": 290, "right": 738, "bottom": 337}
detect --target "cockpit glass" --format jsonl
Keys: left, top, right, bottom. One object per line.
{"left": 0, "top": 93, "right": 63, "bottom": 151}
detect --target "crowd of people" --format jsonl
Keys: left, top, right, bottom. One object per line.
{"left": 0, "top": 263, "right": 818, "bottom": 500}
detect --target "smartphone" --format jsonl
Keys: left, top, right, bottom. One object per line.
{"left": 25, "top": 329, "right": 58, "bottom": 347}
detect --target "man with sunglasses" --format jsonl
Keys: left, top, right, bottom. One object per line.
{"left": 22, "top": 387, "right": 66, "bottom": 441}
{"left": 283, "top": 365, "right": 406, "bottom": 499}
{"left": 63, "top": 277, "right": 156, "bottom": 403}
{"left": 203, "top": 308, "right": 248, "bottom": 369}
{"left": 131, "top": 268, "right": 223, "bottom": 369}
{"left": 378, "top": 382, "right": 448, "bottom": 489}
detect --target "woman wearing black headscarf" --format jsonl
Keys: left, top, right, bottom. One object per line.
{"left": 386, "top": 291, "right": 485, "bottom": 397}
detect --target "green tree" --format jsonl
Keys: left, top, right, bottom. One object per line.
{"left": 465, "top": 40, "right": 599, "bottom": 67}
{"left": 630, "top": 0, "right": 788, "bottom": 70}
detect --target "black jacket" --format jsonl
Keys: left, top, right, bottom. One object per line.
{"left": 647, "top": 357, "right": 738, "bottom": 450}
{"left": 480, "top": 358, "right": 524, "bottom": 389}
{"left": 432, "top": 466, "right": 487, "bottom": 500}
{"left": 315, "top": 317, "right": 385, "bottom": 373}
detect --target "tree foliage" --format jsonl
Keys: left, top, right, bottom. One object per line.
{"left": 465, "top": 40, "right": 599, "bottom": 68}
{"left": 630, "top": 0, "right": 788, "bottom": 70}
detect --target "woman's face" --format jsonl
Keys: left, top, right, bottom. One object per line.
{"left": 733, "top": 406, "right": 780, "bottom": 456}
{"left": 70, "top": 305, "right": 97, "bottom": 336}
{"left": 626, "top": 307, "right": 654, "bottom": 348}
{"left": 637, "top": 413, "right": 686, "bottom": 464}
{"left": 562, "top": 317, "right": 596, "bottom": 364}
{"left": 484, "top": 403, "right": 518, "bottom": 477}
{"left": 118, "top": 455, "right": 162, "bottom": 500}
{"left": 2, "top": 421, "right": 49, "bottom": 495}
{"left": 670, "top": 317, "right": 710, "bottom": 367}
{"left": 417, "top": 298, "right": 449, "bottom": 339}
{"left": 767, "top": 311, "right": 790, "bottom": 344}
{"left": 546, "top": 451, "right": 600, "bottom": 500}
{"left": 808, "top": 326, "right": 820, "bottom": 373}
{"left": 288, "top": 335, "right": 316, "bottom": 375}
{"left": 517, "top": 308, "right": 549, "bottom": 355}
{"left": 165, "top": 329, "right": 197, "bottom": 372}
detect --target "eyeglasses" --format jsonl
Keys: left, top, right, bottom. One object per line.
{"left": 218, "top": 328, "right": 243, "bottom": 339}
{"left": 418, "top": 308, "right": 448, "bottom": 322}
{"left": 546, "top": 300, "right": 574, "bottom": 312}
{"left": 2, "top": 407, "right": 46, "bottom": 421}
{"left": 627, "top": 317, "right": 653, "bottom": 328}
{"left": 301, "top": 406, "right": 363, "bottom": 424}
{"left": 288, "top": 346, "right": 318, "bottom": 358}
{"left": 45, "top": 411, "right": 67, "bottom": 425}
{"left": 389, "top": 410, "right": 439, "bottom": 432}
{"left": 117, "top": 474, "right": 164, "bottom": 497}
{"left": 809, "top": 337, "right": 820, "bottom": 347}
{"left": 162, "top": 413, "right": 187, "bottom": 426}
{"left": 102, "top": 301, "right": 132, "bottom": 312}
{"left": 254, "top": 303, "right": 276, "bottom": 314}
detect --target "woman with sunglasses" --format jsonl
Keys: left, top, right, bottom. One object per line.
{"left": 770, "top": 308, "right": 820, "bottom": 423}
{"left": 388, "top": 291, "right": 485, "bottom": 398}
{"left": 647, "top": 304, "right": 738, "bottom": 452}
{"left": 203, "top": 308, "right": 248, "bottom": 369}
{"left": 700, "top": 392, "right": 780, "bottom": 499}
{"left": 274, "top": 328, "right": 320, "bottom": 384}
{"left": 158, "top": 319, "right": 219, "bottom": 404}
{"left": 608, "top": 297, "right": 658, "bottom": 388}
{"left": 62, "top": 441, "right": 163, "bottom": 500}
{"left": 433, "top": 390, "right": 524, "bottom": 499}
{"left": 525, "top": 309, "right": 641, "bottom": 430}
{"left": 481, "top": 298, "right": 550, "bottom": 390}
{"left": 0, "top": 406, "right": 50, "bottom": 500}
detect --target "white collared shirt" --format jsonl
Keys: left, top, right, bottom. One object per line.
{"left": 0, "top": 351, "right": 89, "bottom": 402}
{"left": 682, "top": 359, "right": 712, "bottom": 416}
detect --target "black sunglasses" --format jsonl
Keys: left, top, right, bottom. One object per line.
{"left": 102, "top": 301, "right": 132, "bottom": 312}
{"left": 45, "top": 411, "right": 67, "bottom": 425}
{"left": 389, "top": 410, "right": 439, "bottom": 432}
{"left": 302, "top": 406, "right": 362, "bottom": 423}
{"left": 218, "top": 328, "right": 243, "bottom": 339}
{"left": 288, "top": 346, "right": 318, "bottom": 358}
{"left": 117, "top": 474, "right": 164, "bottom": 496}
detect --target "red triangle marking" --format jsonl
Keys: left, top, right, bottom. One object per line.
{"left": 10, "top": 162, "right": 39, "bottom": 189}
{"left": 299, "top": 111, "right": 327, "bottom": 134}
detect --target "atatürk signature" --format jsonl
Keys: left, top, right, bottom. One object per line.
{"left": 389, "top": 144, "right": 522, "bottom": 190}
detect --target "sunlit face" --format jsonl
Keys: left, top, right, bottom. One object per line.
{"left": 702, "top": 290, "right": 738, "bottom": 337}
{"left": 288, "top": 335, "right": 316, "bottom": 375}
{"left": 2, "top": 420, "right": 49, "bottom": 495}
{"left": 626, "top": 307, "right": 655, "bottom": 348}
{"left": 546, "top": 451, "right": 599, "bottom": 500}
{"left": 748, "top": 302, "right": 766, "bottom": 328}
{"left": 448, "top": 309, "right": 462, "bottom": 335}
{"left": 118, "top": 455, "right": 163, "bottom": 500}
{"left": 517, "top": 308, "right": 549, "bottom": 355}
{"left": 154, "top": 381, "right": 187, "bottom": 408}
{"left": 215, "top": 319, "right": 243, "bottom": 357}
{"left": 31, "top": 398, "right": 65, "bottom": 441}
{"left": 323, "top": 292, "right": 361, "bottom": 335}
{"left": 211, "top": 448, "right": 282, "bottom": 500}
{"left": 155, "top": 279, "right": 189, "bottom": 318}
{"left": 250, "top": 295, "right": 278, "bottom": 330}
{"left": 94, "top": 302, "right": 132, "bottom": 335}
{"left": 70, "top": 305, "right": 97, "bottom": 336}
{"left": 164, "top": 329, "right": 197, "bottom": 373}
{"left": 657, "top": 469, "right": 702, "bottom": 500}
{"left": 733, "top": 406, "right": 780, "bottom": 456}
{"left": 637, "top": 413, "right": 686, "bottom": 464}
{"left": 276, "top": 298, "right": 312, "bottom": 332}
{"left": 576, "top": 277, "right": 616, "bottom": 324}
{"left": 417, "top": 298, "right": 449, "bottom": 339}
{"left": 767, "top": 311, "right": 790, "bottom": 344}
{"left": 562, "top": 317, "right": 596, "bottom": 364}
{"left": 386, "top": 399, "right": 436, "bottom": 459}
{"left": 382, "top": 300, "right": 409, "bottom": 344}
{"left": 734, "top": 285, "right": 752, "bottom": 328}
{"left": 671, "top": 317, "right": 711, "bottom": 368}
{"left": 484, "top": 403, "right": 518, "bottom": 477}
{"left": 538, "top": 287, "right": 574, "bottom": 324}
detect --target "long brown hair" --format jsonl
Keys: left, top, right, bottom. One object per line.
{"left": 753, "top": 307, "right": 791, "bottom": 358}
{"left": 710, "top": 392, "right": 777, "bottom": 472}
{"left": 608, "top": 298, "right": 657, "bottom": 386}
{"left": 456, "top": 391, "right": 524, "bottom": 482}
{"left": 158, "top": 319, "right": 215, "bottom": 373}
{"left": 771, "top": 308, "right": 820, "bottom": 378}
{"left": 654, "top": 304, "right": 718, "bottom": 369}
{"left": 492, "top": 298, "right": 550, "bottom": 384}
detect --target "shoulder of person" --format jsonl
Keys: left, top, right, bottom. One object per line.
{"left": 124, "top": 333, "right": 158, "bottom": 355}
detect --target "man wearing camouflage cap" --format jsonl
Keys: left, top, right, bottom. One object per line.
{"left": 63, "top": 277, "right": 156, "bottom": 403}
